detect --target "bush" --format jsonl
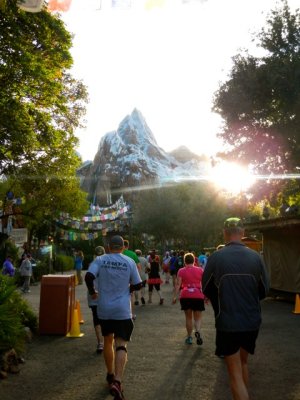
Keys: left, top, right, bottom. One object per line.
{"left": 0, "top": 275, "right": 38, "bottom": 353}
{"left": 54, "top": 254, "right": 74, "bottom": 272}
{"left": 33, "top": 258, "right": 51, "bottom": 281}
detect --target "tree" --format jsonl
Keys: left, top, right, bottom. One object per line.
{"left": 132, "top": 182, "right": 228, "bottom": 250}
{"left": 0, "top": 1, "right": 89, "bottom": 240}
{"left": 0, "top": 1, "right": 88, "bottom": 177}
{"left": 213, "top": 1, "right": 300, "bottom": 176}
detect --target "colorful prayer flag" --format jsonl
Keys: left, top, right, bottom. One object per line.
{"left": 48, "top": 0, "right": 72, "bottom": 12}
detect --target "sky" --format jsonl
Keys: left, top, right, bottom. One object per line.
{"left": 60, "top": 0, "right": 299, "bottom": 162}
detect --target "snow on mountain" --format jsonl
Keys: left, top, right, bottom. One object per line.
{"left": 79, "top": 109, "right": 209, "bottom": 203}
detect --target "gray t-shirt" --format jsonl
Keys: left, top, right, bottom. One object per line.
{"left": 88, "top": 253, "right": 141, "bottom": 320}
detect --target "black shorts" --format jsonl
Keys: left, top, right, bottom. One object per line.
{"left": 180, "top": 298, "right": 205, "bottom": 311}
{"left": 99, "top": 319, "right": 134, "bottom": 342}
{"left": 148, "top": 283, "right": 160, "bottom": 292}
{"left": 90, "top": 305, "right": 101, "bottom": 327}
{"left": 215, "top": 330, "right": 259, "bottom": 357}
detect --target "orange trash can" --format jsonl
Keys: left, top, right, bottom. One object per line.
{"left": 39, "top": 274, "right": 75, "bottom": 335}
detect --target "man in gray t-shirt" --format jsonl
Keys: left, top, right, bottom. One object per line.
{"left": 85, "top": 235, "right": 141, "bottom": 400}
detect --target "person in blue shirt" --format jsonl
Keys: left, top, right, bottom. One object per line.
{"left": 85, "top": 235, "right": 142, "bottom": 400}
{"left": 74, "top": 250, "right": 84, "bottom": 284}
{"left": 2, "top": 256, "right": 15, "bottom": 277}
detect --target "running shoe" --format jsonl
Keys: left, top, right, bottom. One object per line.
{"left": 195, "top": 331, "right": 203, "bottom": 346}
{"left": 96, "top": 343, "right": 104, "bottom": 354}
{"left": 134, "top": 300, "right": 139, "bottom": 306}
{"left": 185, "top": 336, "right": 193, "bottom": 345}
{"left": 159, "top": 298, "right": 164, "bottom": 305}
{"left": 141, "top": 297, "right": 146, "bottom": 305}
{"left": 110, "top": 380, "right": 125, "bottom": 400}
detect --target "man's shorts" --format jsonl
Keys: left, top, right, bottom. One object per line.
{"left": 215, "top": 329, "right": 259, "bottom": 357}
{"left": 180, "top": 298, "right": 205, "bottom": 311}
{"left": 99, "top": 319, "right": 134, "bottom": 342}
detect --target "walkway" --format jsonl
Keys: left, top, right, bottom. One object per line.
{"left": 1, "top": 273, "right": 300, "bottom": 400}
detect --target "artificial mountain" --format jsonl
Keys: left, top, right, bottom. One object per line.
{"left": 78, "top": 109, "right": 208, "bottom": 204}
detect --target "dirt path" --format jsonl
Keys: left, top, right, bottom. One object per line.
{"left": 1, "top": 273, "right": 300, "bottom": 400}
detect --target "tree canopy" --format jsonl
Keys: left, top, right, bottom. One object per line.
{"left": 0, "top": 0, "right": 88, "bottom": 177}
{"left": 213, "top": 0, "right": 300, "bottom": 175}
{"left": 0, "top": 1, "right": 89, "bottom": 238}
{"left": 132, "top": 182, "right": 230, "bottom": 250}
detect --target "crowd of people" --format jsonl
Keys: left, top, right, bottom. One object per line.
{"left": 83, "top": 217, "right": 269, "bottom": 400}
{"left": 1, "top": 217, "right": 269, "bottom": 400}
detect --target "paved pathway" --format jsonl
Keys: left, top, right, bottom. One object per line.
{"left": 1, "top": 272, "right": 300, "bottom": 400}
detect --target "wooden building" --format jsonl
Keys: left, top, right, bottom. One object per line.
{"left": 244, "top": 216, "right": 300, "bottom": 294}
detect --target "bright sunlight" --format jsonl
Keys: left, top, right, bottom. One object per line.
{"left": 209, "top": 161, "right": 256, "bottom": 194}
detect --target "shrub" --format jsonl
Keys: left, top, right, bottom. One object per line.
{"left": 33, "top": 258, "right": 51, "bottom": 281}
{"left": 54, "top": 254, "right": 74, "bottom": 272}
{"left": 0, "top": 275, "right": 37, "bottom": 353}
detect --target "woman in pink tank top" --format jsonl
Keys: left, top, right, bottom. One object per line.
{"left": 173, "top": 253, "right": 205, "bottom": 345}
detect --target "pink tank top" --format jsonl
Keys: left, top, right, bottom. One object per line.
{"left": 178, "top": 266, "right": 204, "bottom": 299}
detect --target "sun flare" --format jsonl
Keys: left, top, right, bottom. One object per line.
{"left": 210, "top": 161, "right": 256, "bottom": 194}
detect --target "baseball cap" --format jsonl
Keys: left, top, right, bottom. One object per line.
{"left": 224, "top": 217, "right": 244, "bottom": 228}
{"left": 109, "top": 235, "right": 124, "bottom": 249}
{"left": 94, "top": 246, "right": 105, "bottom": 256}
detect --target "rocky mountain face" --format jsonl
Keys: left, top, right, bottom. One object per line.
{"left": 78, "top": 109, "right": 208, "bottom": 204}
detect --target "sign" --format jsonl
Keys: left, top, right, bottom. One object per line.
{"left": 10, "top": 228, "right": 28, "bottom": 245}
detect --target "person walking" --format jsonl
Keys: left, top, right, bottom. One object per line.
{"left": 19, "top": 253, "right": 32, "bottom": 293}
{"left": 147, "top": 249, "right": 164, "bottom": 305}
{"left": 85, "top": 235, "right": 142, "bottom": 400}
{"left": 162, "top": 251, "right": 171, "bottom": 284}
{"left": 173, "top": 252, "right": 205, "bottom": 345}
{"left": 169, "top": 251, "right": 178, "bottom": 292}
{"left": 202, "top": 217, "right": 269, "bottom": 400}
{"left": 134, "top": 249, "right": 149, "bottom": 305}
{"left": 2, "top": 256, "right": 15, "bottom": 277}
{"left": 198, "top": 250, "right": 208, "bottom": 269}
{"left": 74, "top": 250, "right": 84, "bottom": 285}
{"left": 87, "top": 245, "right": 105, "bottom": 354}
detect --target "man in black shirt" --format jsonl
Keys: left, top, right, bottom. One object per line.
{"left": 203, "top": 217, "right": 269, "bottom": 400}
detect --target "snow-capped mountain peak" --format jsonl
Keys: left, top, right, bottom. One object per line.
{"left": 79, "top": 109, "right": 208, "bottom": 203}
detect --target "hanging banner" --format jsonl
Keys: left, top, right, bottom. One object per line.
{"left": 55, "top": 195, "right": 131, "bottom": 238}
{"left": 111, "top": 0, "right": 131, "bottom": 9}
{"left": 48, "top": 0, "right": 72, "bottom": 12}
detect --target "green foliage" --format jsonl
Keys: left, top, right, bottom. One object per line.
{"left": 32, "top": 258, "right": 51, "bottom": 281}
{"left": 213, "top": 0, "right": 300, "bottom": 178}
{"left": 0, "top": 275, "right": 37, "bottom": 353}
{"left": 0, "top": 2, "right": 89, "bottom": 237}
{"left": 54, "top": 254, "right": 74, "bottom": 272}
{"left": 132, "top": 182, "right": 228, "bottom": 249}
{"left": 0, "top": 1, "right": 88, "bottom": 177}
